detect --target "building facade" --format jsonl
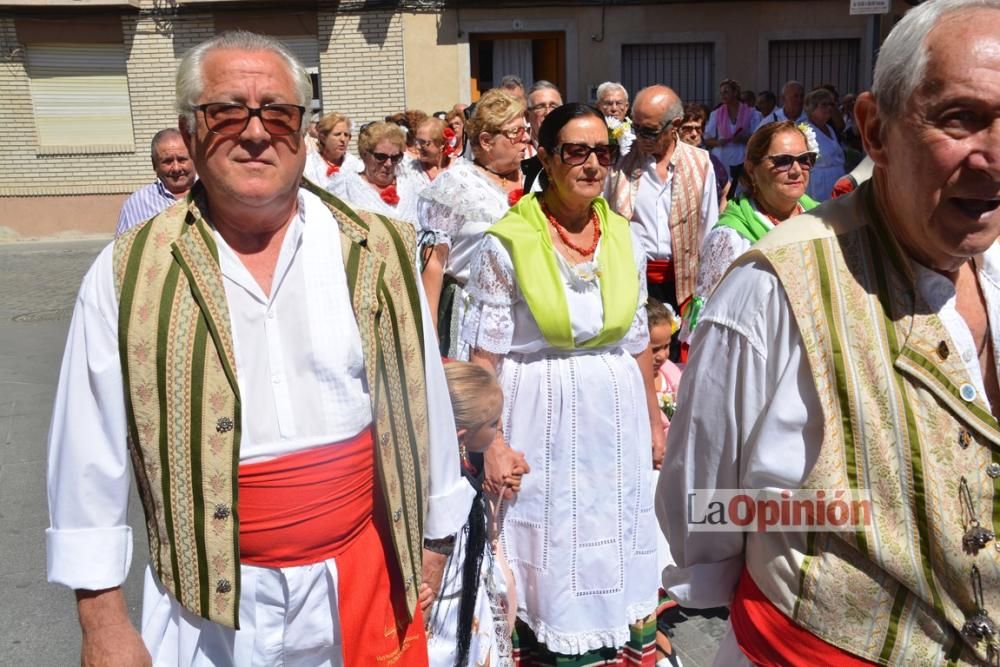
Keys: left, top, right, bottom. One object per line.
{"left": 0, "top": 0, "right": 911, "bottom": 238}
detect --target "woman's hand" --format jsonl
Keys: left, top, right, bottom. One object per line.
{"left": 484, "top": 431, "right": 530, "bottom": 499}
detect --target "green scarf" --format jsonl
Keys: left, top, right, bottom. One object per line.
{"left": 715, "top": 193, "right": 819, "bottom": 243}
{"left": 486, "top": 193, "right": 639, "bottom": 350}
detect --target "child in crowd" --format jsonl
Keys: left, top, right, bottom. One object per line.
{"left": 426, "top": 361, "right": 520, "bottom": 667}
{"left": 646, "top": 298, "right": 684, "bottom": 667}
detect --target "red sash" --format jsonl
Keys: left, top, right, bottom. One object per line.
{"left": 238, "top": 428, "right": 428, "bottom": 666}
{"left": 730, "top": 567, "right": 877, "bottom": 667}
{"left": 646, "top": 258, "right": 674, "bottom": 285}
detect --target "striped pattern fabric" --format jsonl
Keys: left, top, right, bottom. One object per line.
{"left": 607, "top": 141, "right": 711, "bottom": 306}
{"left": 115, "top": 180, "right": 178, "bottom": 236}
{"left": 745, "top": 182, "right": 1000, "bottom": 665}
{"left": 513, "top": 616, "right": 656, "bottom": 667}
{"left": 112, "top": 181, "right": 430, "bottom": 628}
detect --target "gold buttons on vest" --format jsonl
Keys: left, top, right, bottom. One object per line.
{"left": 216, "top": 579, "right": 232, "bottom": 594}
{"left": 216, "top": 416, "right": 234, "bottom": 433}
{"left": 988, "top": 463, "right": 1000, "bottom": 479}
{"left": 381, "top": 433, "right": 390, "bottom": 448}
{"left": 393, "top": 508, "right": 402, "bottom": 523}
{"left": 959, "top": 429, "right": 974, "bottom": 449}
{"left": 213, "top": 504, "right": 231, "bottom": 520}
{"left": 937, "top": 341, "right": 950, "bottom": 360}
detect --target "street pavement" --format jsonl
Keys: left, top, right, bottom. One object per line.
{"left": 0, "top": 237, "right": 727, "bottom": 666}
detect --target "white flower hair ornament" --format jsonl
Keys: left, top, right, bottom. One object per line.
{"left": 797, "top": 123, "right": 820, "bottom": 158}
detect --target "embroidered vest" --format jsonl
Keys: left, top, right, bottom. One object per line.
{"left": 743, "top": 182, "right": 1000, "bottom": 664}
{"left": 607, "top": 140, "right": 711, "bottom": 306}
{"left": 112, "top": 180, "right": 430, "bottom": 629}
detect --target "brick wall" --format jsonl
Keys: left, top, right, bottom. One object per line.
{"left": 318, "top": 9, "right": 407, "bottom": 144}
{"left": 0, "top": 10, "right": 214, "bottom": 198}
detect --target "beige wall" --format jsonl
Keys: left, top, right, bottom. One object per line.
{"left": 402, "top": 12, "right": 466, "bottom": 115}
{"left": 0, "top": 195, "right": 123, "bottom": 240}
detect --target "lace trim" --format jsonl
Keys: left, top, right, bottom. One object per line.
{"left": 417, "top": 162, "right": 509, "bottom": 235}
{"left": 695, "top": 226, "right": 751, "bottom": 303}
{"left": 518, "top": 597, "right": 657, "bottom": 655}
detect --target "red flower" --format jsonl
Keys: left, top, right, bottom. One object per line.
{"left": 507, "top": 188, "right": 525, "bottom": 207}
{"left": 325, "top": 163, "right": 340, "bottom": 177}
{"left": 380, "top": 184, "right": 400, "bottom": 206}
{"left": 442, "top": 127, "right": 458, "bottom": 158}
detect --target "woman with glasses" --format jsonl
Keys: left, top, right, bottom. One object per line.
{"left": 679, "top": 102, "right": 732, "bottom": 207}
{"left": 419, "top": 89, "right": 527, "bottom": 359}
{"left": 327, "top": 121, "right": 420, "bottom": 227}
{"left": 688, "top": 121, "right": 819, "bottom": 332}
{"left": 463, "top": 103, "right": 661, "bottom": 665}
{"left": 803, "top": 87, "right": 847, "bottom": 201}
{"left": 398, "top": 117, "right": 460, "bottom": 188}
{"left": 303, "top": 112, "right": 363, "bottom": 190}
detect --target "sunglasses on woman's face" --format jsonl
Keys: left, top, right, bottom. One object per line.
{"left": 368, "top": 151, "right": 404, "bottom": 164}
{"left": 557, "top": 143, "right": 619, "bottom": 167}
{"left": 766, "top": 151, "right": 818, "bottom": 171}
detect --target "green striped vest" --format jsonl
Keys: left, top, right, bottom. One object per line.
{"left": 743, "top": 181, "right": 1000, "bottom": 664}
{"left": 112, "top": 180, "right": 430, "bottom": 629}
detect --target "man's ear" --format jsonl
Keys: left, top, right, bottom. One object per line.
{"left": 854, "top": 92, "right": 888, "bottom": 168}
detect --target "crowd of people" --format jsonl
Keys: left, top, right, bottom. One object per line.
{"left": 47, "top": 0, "right": 1000, "bottom": 665}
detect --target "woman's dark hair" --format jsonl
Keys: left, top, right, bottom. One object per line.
{"left": 536, "top": 103, "right": 607, "bottom": 189}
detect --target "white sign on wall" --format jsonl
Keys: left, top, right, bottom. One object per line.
{"left": 850, "top": 0, "right": 891, "bottom": 15}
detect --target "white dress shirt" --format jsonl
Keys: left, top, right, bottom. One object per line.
{"left": 657, "top": 245, "right": 1000, "bottom": 665}
{"left": 630, "top": 153, "right": 719, "bottom": 261}
{"left": 47, "top": 188, "right": 474, "bottom": 590}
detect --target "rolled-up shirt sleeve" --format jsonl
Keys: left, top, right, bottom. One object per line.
{"left": 416, "top": 274, "right": 476, "bottom": 539}
{"left": 46, "top": 244, "right": 133, "bottom": 590}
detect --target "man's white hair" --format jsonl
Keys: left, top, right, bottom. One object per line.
{"left": 873, "top": 0, "right": 1000, "bottom": 122}
{"left": 596, "top": 81, "right": 629, "bottom": 103}
{"left": 176, "top": 30, "right": 313, "bottom": 134}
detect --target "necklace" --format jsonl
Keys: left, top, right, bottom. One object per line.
{"left": 755, "top": 198, "right": 802, "bottom": 226}
{"left": 475, "top": 161, "right": 521, "bottom": 190}
{"left": 542, "top": 202, "right": 600, "bottom": 257}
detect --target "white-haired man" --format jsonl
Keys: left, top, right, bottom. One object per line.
{"left": 597, "top": 81, "right": 635, "bottom": 156}
{"left": 606, "top": 84, "right": 718, "bottom": 357}
{"left": 522, "top": 80, "right": 562, "bottom": 187}
{"left": 659, "top": 1, "right": 1000, "bottom": 664}
{"left": 115, "top": 128, "right": 196, "bottom": 236}
{"left": 46, "top": 30, "right": 473, "bottom": 665}
{"left": 755, "top": 80, "right": 806, "bottom": 130}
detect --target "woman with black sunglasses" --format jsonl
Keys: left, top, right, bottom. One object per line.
{"left": 327, "top": 121, "right": 420, "bottom": 228}
{"left": 687, "top": 120, "right": 820, "bottom": 333}
{"left": 462, "top": 103, "right": 662, "bottom": 665}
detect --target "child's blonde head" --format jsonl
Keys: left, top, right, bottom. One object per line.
{"left": 444, "top": 361, "right": 503, "bottom": 433}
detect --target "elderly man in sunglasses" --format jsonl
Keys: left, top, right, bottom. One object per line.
{"left": 46, "top": 30, "right": 472, "bottom": 666}
{"left": 606, "top": 84, "right": 718, "bottom": 358}
{"left": 659, "top": 1, "right": 1000, "bottom": 664}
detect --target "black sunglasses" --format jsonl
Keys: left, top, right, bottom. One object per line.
{"left": 556, "top": 143, "right": 618, "bottom": 167}
{"left": 634, "top": 122, "right": 670, "bottom": 141}
{"left": 766, "top": 151, "right": 818, "bottom": 171}
{"left": 368, "top": 151, "right": 404, "bottom": 164}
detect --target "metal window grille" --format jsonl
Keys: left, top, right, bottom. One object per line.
{"left": 768, "top": 38, "right": 861, "bottom": 96}
{"left": 621, "top": 43, "right": 715, "bottom": 107}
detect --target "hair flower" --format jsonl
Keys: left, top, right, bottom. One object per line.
{"left": 797, "top": 123, "right": 820, "bottom": 158}
{"left": 442, "top": 127, "right": 458, "bottom": 158}
{"left": 380, "top": 184, "right": 400, "bottom": 206}
{"left": 605, "top": 116, "right": 631, "bottom": 146}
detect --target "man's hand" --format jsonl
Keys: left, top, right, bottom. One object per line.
{"left": 420, "top": 548, "right": 449, "bottom": 614}
{"left": 483, "top": 432, "right": 529, "bottom": 499}
{"left": 652, "top": 425, "right": 667, "bottom": 470}
{"left": 76, "top": 588, "right": 151, "bottom": 667}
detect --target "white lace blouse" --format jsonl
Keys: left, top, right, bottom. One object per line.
{"left": 417, "top": 161, "right": 511, "bottom": 285}
{"left": 462, "top": 233, "right": 650, "bottom": 356}
{"left": 327, "top": 170, "right": 421, "bottom": 229}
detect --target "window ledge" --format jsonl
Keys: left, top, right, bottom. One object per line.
{"left": 36, "top": 144, "right": 135, "bottom": 156}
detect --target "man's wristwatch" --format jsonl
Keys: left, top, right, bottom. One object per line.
{"left": 423, "top": 535, "right": 457, "bottom": 556}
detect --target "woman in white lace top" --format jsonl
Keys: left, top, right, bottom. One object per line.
{"left": 462, "top": 103, "right": 661, "bottom": 662}
{"left": 689, "top": 121, "right": 820, "bottom": 335}
{"left": 420, "top": 89, "right": 527, "bottom": 359}
{"left": 327, "top": 121, "right": 420, "bottom": 228}
{"left": 302, "top": 112, "right": 363, "bottom": 190}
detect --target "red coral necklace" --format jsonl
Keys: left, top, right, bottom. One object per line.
{"left": 542, "top": 202, "right": 600, "bottom": 257}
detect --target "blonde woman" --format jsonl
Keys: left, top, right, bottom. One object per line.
{"left": 328, "top": 121, "right": 420, "bottom": 227}
{"left": 398, "top": 117, "right": 461, "bottom": 187}
{"left": 303, "top": 112, "right": 362, "bottom": 189}
{"left": 419, "top": 89, "right": 528, "bottom": 359}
